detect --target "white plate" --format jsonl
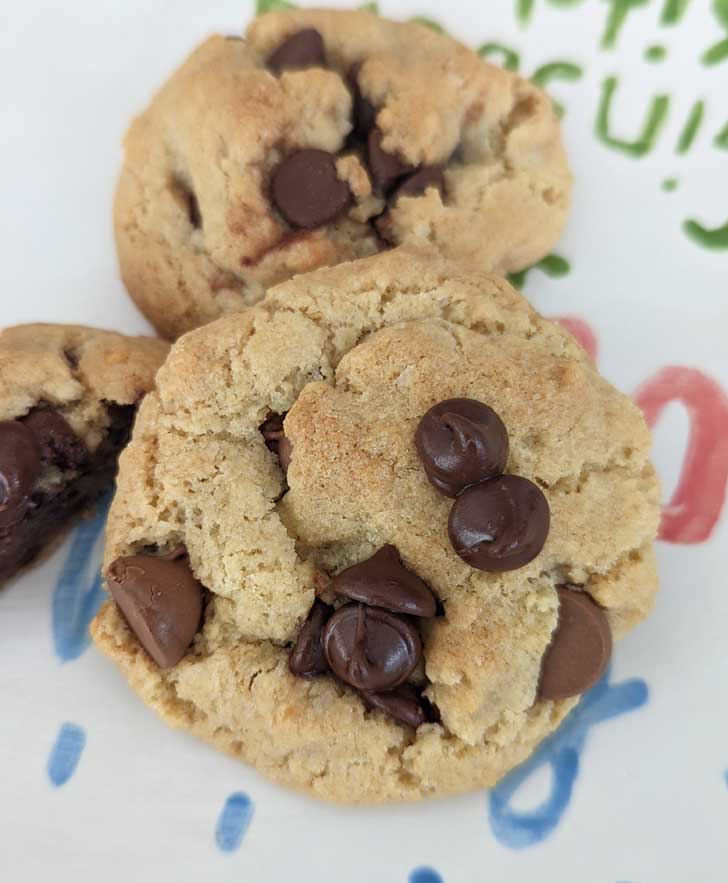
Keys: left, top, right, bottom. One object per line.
{"left": 1, "top": 1, "right": 727, "bottom": 881}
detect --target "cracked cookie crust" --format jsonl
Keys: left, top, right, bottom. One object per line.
{"left": 91, "top": 248, "right": 658, "bottom": 803}
{"left": 115, "top": 9, "right": 571, "bottom": 339}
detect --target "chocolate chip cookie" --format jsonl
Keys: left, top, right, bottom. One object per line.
{"left": 91, "top": 247, "right": 658, "bottom": 803}
{"left": 115, "top": 9, "right": 571, "bottom": 339}
{"left": 0, "top": 324, "right": 168, "bottom": 587}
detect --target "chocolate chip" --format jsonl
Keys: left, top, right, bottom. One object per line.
{"left": 0, "top": 422, "right": 41, "bottom": 528}
{"left": 260, "top": 412, "right": 293, "bottom": 472}
{"left": 367, "top": 129, "right": 414, "bottom": 194}
{"left": 415, "top": 398, "right": 509, "bottom": 498}
{"left": 322, "top": 603, "right": 421, "bottom": 691}
{"left": 333, "top": 545, "right": 437, "bottom": 617}
{"left": 272, "top": 149, "right": 351, "bottom": 229}
{"left": 348, "top": 62, "right": 377, "bottom": 138}
{"left": 394, "top": 167, "right": 445, "bottom": 201}
{"left": 107, "top": 554, "right": 204, "bottom": 668}
{"left": 267, "top": 29, "right": 326, "bottom": 72}
{"left": 362, "top": 683, "right": 429, "bottom": 728}
{"left": 448, "top": 474, "right": 550, "bottom": 571}
{"left": 0, "top": 407, "right": 134, "bottom": 586}
{"left": 538, "top": 587, "right": 612, "bottom": 701}
{"left": 22, "top": 409, "right": 88, "bottom": 470}
{"left": 289, "top": 598, "right": 333, "bottom": 677}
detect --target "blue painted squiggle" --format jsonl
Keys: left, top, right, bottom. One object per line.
{"left": 488, "top": 668, "right": 648, "bottom": 849}
{"left": 215, "top": 792, "right": 254, "bottom": 853}
{"left": 52, "top": 492, "right": 111, "bottom": 662}
{"left": 409, "top": 868, "right": 444, "bottom": 883}
{"left": 47, "top": 722, "right": 86, "bottom": 786}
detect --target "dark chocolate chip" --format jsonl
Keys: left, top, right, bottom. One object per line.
{"left": 415, "top": 398, "right": 509, "bottom": 498}
{"left": 0, "top": 406, "right": 134, "bottom": 586}
{"left": 0, "top": 422, "right": 41, "bottom": 528}
{"left": 348, "top": 62, "right": 377, "bottom": 138}
{"left": 322, "top": 603, "right": 421, "bottom": 691}
{"left": 272, "top": 149, "right": 351, "bottom": 229}
{"left": 538, "top": 587, "right": 612, "bottom": 701}
{"left": 333, "top": 545, "right": 436, "bottom": 617}
{"left": 268, "top": 28, "right": 326, "bottom": 72}
{"left": 260, "top": 412, "right": 293, "bottom": 472}
{"left": 366, "top": 129, "right": 414, "bottom": 194}
{"left": 394, "top": 166, "right": 445, "bottom": 201}
{"left": 289, "top": 598, "right": 333, "bottom": 677}
{"left": 22, "top": 409, "right": 88, "bottom": 470}
{"left": 448, "top": 474, "right": 550, "bottom": 571}
{"left": 107, "top": 554, "right": 204, "bottom": 669}
{"left": 362, "top": 683, "right": 429, "bottom": 728}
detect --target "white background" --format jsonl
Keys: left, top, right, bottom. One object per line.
{"left": 0, "top": 1, "right": 726, "bottom": 881}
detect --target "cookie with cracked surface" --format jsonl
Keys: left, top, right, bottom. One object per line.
{"left": 115, "top": 9, "right": 571, "bottom": 338}
{"left": 91, "top": 247, "right": 658, "bottom": 803}
{"left": 0, "top": 324, "right": 168, "bottom": 587}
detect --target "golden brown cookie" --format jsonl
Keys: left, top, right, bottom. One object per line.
{"left": 91, "top": 248, "right": 658, "bottom": 803}
{"left": 115, "top": 9, "right": 571, "bottom": 339}
{"left": 0, "top": 324, "right": 168, "bottom": 587}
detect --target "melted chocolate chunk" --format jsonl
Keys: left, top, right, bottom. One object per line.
{"left": 0, "top": 405, "right": 134, "bottom": 585}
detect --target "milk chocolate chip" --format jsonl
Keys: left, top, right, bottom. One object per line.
{"left": 415, "top": 398, "right": 509, "bottom": 498}
{"left": 289, "top": 598, "right": 333, "bottom": 677}
{"left": 322, "top": 603, "right": 421, "bottom": 691}
{"left": 448, "top": 474, "right": 550, "bottom": 571}
{"left": 0, "top": 422, "right": 41, "bottom": 528}
{"left": 268, "top": 29, "right": 326, "bottom": 72}
{"left": 272, "top": 149, "right": 351, "bottom": 229}
{"left": 332, "top": 544, "right": 436, "bottom": 617}
{"left": 538, "top": 587, "right": 612, "bottom": 701}
{"left": 107, "top": 554, "right": 203, "bottom": 669}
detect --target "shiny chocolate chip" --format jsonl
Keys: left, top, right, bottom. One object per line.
{"left": 332, "top": 545, "right": 436, "bottom": 617}
{"left": 322, "top": 603, "right": 421, "bottom": 692}
{"left": 367, "top": 129, "right": 414, "bottom": 194}
{"left": 394, "top": 166, "right": 445, "bottom": 201}
{"left": 268, "top": 28, "right": 326, "bottom": 72}
{"left": 272, "top": 149, "right": 351, "bottom": 229}
{"left": 448, "top": 474, "right": 550, "bottom": 571}
{"left": 23, "top": 408, "right": 87, "bottom": 470}
{"left": 362, "top": 683, "right": 430, "bottom": 728}
{"left": 0, "top": 421, "right": 41, "bottom": 528}
{"left": 415, "top": 398, "right": 508, "bottom": 498}
{"left": 289, "top": 598, "right": 333, "bottom": 677}
{"left": 107, "top": 554, "right": 204, "bottom": 669}
{"left": 538, "top": 587, "right": 612, "bottom": 701}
